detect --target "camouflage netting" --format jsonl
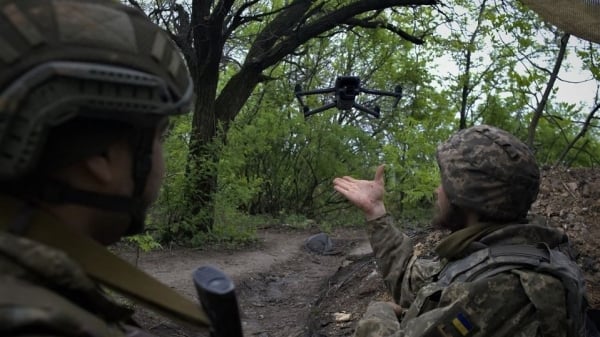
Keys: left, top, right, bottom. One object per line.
{"left": 521, "top": 0, "right": 600, "bottom": 44}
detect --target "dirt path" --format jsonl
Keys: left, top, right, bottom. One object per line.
{"left": 116, "top": 227, "right": 372, "bottom": 337}
{"left": 116, "top": 167, "right": 600, "bottom": 337}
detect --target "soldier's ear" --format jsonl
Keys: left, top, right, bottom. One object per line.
{"left": 83, "top": 152, "right": 113, "bottom": 185}
{"left": 81, "top": 140, "right": 130, "bottom": 185}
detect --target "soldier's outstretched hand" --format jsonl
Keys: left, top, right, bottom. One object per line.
{"left": 333, "top": 164, "right": 387, "bottom": 221}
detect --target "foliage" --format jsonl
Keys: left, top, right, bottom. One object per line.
{"left": 125, "top": 233, "right": 163, "bottom": 252}
{"left": 146, "top": 113, "right": 195, "bottom": 240}
{"left": 127, "top": 0, "right": 443, "bottom": 233}
{"left": 139, "top": 0, "right": 600, "bottom": 246}
{"left": 189, "top": 208, "right": 259, "bottom": 248}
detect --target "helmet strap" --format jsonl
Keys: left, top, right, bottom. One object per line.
{"left": 39, "top": 179, "right": 134, "bottom": 213}
{"left": 125, "top": 125, "right": 157, "bottom": 235}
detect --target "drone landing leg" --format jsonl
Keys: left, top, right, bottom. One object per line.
{"left": 304, "top": 102, "right": 336, "bottom": 118}
{"left": 353, "top": 102, "right": 380, "bottom": 118}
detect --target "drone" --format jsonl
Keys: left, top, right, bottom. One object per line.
{"left": 294, "top": 76, "right": 402, "bottom": 118}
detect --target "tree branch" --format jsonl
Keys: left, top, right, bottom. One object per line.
{"left": 555, "top": 102, "right": 600, "bottom": 165}
{"left": 226, "top": 0, "right": 261, "bottom": 37}
{"left": 213, "top": 0, "right": 235, "bottom": 30}
{"left": 344, "top": 17, "right": 425, "bottom": 44}
{"left": 248, "top": 0, "right": 436, "bottom": 68}
{"left": 126, "top": 0, "right": 143, "bottom": 11}
{"left": 527, "top": 33, "right": 570, "bottom": 147}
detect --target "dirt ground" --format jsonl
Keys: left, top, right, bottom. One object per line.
{"left": 116, "top": 226, "right": 373, "bottom": 337}
{"left": 116, "top": 167, "right": 600, "bottom": 337}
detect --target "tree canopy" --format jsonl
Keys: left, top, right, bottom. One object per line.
{"left": 126, "top": 0, "right": 600, "bottom": 245}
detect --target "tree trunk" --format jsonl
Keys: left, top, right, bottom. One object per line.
{"left": 527, "top": 33, "right": 570, "bottom": 148}
{"left": 185, "top": 97, "right": 218, "bottom": 233}
{"left": 184, "top": 65, "right": 262, "bottom": 232}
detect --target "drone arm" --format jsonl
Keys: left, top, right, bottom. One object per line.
{"left": 359, "top": 88, "right": 398, "bottom": 97}
{"left": 360, "top": 86, "right": 402, "bottom": 108}
{"left": 353, "top": 102, "right": 380, "bottom": 118}
{"left": 296, "top": 87, "right": 336, "bottom": 96}
{"left": 304, "top": 102, "right": 336, "bottom": 118}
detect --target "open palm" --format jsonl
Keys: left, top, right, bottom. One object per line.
{"left": 333, "top": 164, "right": 386, "bottom": 220}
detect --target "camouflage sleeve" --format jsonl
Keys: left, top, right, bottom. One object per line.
{"left": 353, "top": 302, "right": 403, "bottom": 337}
{"left": 0, "top": 280, "right": 129, "bottom": 337}
{"left": 353, "top": 270, "right": 568, "bottom": 337}
{"left": 366, "top": 215, "right": 440, "bottom": 305}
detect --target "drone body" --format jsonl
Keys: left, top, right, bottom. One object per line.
{"left": 294, "top": 76, "right": 402, "bottom": 118}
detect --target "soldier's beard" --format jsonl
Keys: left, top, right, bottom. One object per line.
{"left": 431, "top": 203, "right": 468, "bottom": 232}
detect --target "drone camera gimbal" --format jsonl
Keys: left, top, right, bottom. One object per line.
{"left": 294, "top": 76, "right": 402, "bottom": 118}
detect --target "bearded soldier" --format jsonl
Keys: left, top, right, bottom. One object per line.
{"left": 0, "top": 0, "right": 213, "bottom": 335}
{"left": 334, "top": 125, "right": 590, "bottom": 337}
{"left": 333, "top": 1, "right": 600, "bottom": 334}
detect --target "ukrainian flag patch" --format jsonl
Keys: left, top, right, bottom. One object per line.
{"left": 451, "top": 312, "right": 474, "bottom": 336}
{"left": 424, "top": 308, "right": 479, "bottom": 337}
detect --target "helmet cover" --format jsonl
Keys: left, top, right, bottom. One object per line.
{"left": 0, "top": 0, "right": 192, "bottom": 179}
{"left": 436, "top": 125, "right": 540, "bottom": 221}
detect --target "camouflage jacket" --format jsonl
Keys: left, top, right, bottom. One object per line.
{"left": 0, "top": 195, "right": 163, "bottom": 337}
{"left": 354, "top": 214, "right": 583, "bottom": 337}
{"left": 0, "top": 232, "right": 150, "bottom": 337}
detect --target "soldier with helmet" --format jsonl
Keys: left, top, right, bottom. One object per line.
{"left": 333, "top": 125, "right": 590, "bottom": 337}
{"left": 0, "top": 0, "right": 211, "bottom": 335}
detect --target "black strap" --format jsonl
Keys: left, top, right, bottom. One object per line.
{"left": 437, "top": 244, "right": 550, "bottom": 286}
{"left": 39, "top": 180, "right": 134, "bottom": 213}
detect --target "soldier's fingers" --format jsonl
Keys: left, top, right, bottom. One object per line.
{"left": 374, "top": 164, "right": 385, "bottom": 184}
{"left": 333, "top": 185, "right": 354, "bottom": 197}
{"left": 333, "top": 185, "right": 345, "bottom": 193}
{"left": 332, "top": 178, "right": 346, "bottom": 188}
{"left": 333, "top": 178, "right": 356, "bottom": 190}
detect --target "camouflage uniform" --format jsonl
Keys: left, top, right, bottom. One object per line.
{"left": 354, "top": 215, "right": 580, "bottom": 337}
{"left": 0, "top": 195, "right": 153, "bottom": 337}
{"left": 353, "top": 125, "right": 587, "bottom": 337}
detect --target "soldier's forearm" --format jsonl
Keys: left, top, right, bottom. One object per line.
{"left": 366, "top": 214, "right": 414, "bottom": 301}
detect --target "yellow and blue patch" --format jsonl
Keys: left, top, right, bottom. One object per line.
{"left": 426, "top": 310, "right": 477, "bottom": 337}
{"left": 451, "top": 312, "right": 474, "bottom": 336}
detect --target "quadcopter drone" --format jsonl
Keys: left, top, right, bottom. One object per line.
{"left": 294, "top": 76, "right": 402, "bottom": 118}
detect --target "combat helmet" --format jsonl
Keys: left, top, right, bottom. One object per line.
{"left": 0, "top": 0, "right": 192, "bottom": 234}
{"left": 436, "top": 125, "right": 540, "bottom": 222}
